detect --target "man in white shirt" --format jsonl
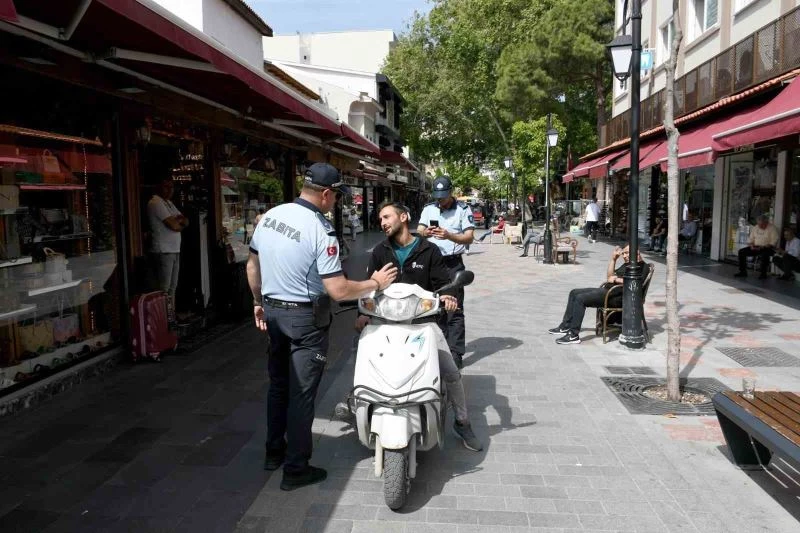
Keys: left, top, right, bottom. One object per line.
{"left": 585, "top": 197, "right": 601, "bottom": 243}
{"left": 147, "top": 178, "right": 189, "bottom": 301}
{"left": 679, "top": 212, "right": 698, "bottom": 243}
{"left": 735, "top": 215, "right": 779, "bottom": 279}
{"left": 773, "top": 227, "right": 800, "bottom": 281}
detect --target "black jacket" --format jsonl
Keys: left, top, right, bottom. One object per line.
{"left": 367, "top": 237, "right": 456, "bottom": 297}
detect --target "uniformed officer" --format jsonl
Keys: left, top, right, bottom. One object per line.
{"left": 417, "top": 175, "right": 475, "bottom": 369}
{"left": 247, "top": 162, "right": 397, "bottom": 491}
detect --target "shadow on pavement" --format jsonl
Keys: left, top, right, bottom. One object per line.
{"left": 463, "top": 336, "right": 523, "bottom": 368}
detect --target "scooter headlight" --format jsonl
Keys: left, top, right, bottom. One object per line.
{"left": 359, "top": 297, "right": 377, "bottom": 314}
{"left": 416, "top": 298, "right": 437, "bottom": 314}
{"left": 377, "top": 295, "right": 420, "bottom": 321}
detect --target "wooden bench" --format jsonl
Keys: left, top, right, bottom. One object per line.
{"left": 712, "top": 391, "right": 800, "bottom": 469}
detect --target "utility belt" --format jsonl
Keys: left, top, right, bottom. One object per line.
{"left": 263, "top": 295, "right": 332, "bottom": 327}
{"left": 442, "top": 254, "right": 464, "bottom": 267}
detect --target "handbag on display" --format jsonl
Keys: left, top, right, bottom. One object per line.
{"left": 19, "top": 316, "right": 54, "bottom": 354}
{"left": 43, "top": 247, "right": 68, "bottom": 274}
{"left": 52, "top": 297, "right": 80, "bottom": 344}
{"left": 33, "top": 150, "right": 65, "bottom": 184}
{"left": 0, "top": 185, "right": 19, "bottom": 210}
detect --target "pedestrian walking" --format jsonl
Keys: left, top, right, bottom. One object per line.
{"left": 247, "top": 162, "right": 397, "bottom": 491}
{"left": 417, "top": 176, "right": 475, "bottom": 369}
{"left": 585, "top": 196, "right": 600, "bottom": 243}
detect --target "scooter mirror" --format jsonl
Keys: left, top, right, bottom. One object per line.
{"left": 436, "top": 270, "right": 475, "bottom": 294}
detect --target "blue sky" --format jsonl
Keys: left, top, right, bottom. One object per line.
{"left": 250, "top": 0, "right": 431, "bottom": 35}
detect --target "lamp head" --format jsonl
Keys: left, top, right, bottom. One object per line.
{"left": 607, "top": 34, "right": 633, "bottom": 82}
{"left": 546, "top": 128, "right": 559, "bottom": 148}
{"left": 503, "top": 156, "right": 512, "bottom": 169}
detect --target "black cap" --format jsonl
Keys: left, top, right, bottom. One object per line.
{"left": 431, "top": 175, "right": 453, "bottom": 199}
{"left": 304, "top": 162, "right": 351, "bottom": 195}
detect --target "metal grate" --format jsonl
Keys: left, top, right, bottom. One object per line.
{"left": 604, "top": 366, "right": 657, "bottom": 375}
{"left": 716, "top": 347, "right": 800, "bottom": 367}
{"left": 601, "top": 377, "right": 729, "bottom": 415}
{"left": 721, "top": 287, "right": 766, "bottom": 295}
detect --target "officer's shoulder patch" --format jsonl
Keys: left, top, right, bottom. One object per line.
{"left": 315, "top": 212, "right": 336, "bottom": 235}
{"left": 457, "top": 201, "right": 470, "bottom": 210}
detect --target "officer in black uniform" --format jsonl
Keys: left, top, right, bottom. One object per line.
{"left": 247, "top": 162, "right": 397, "bottom": 491}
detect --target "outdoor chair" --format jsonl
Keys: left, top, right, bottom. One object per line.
{"left": 553, "top": 236, "right": 578, "bottom": 264}
{"left": 488, "top": 224, "right": 506, "bottom": 244}
{"left": 595, "top": 263, "right": 655, "bottom": 344}
{"left": 504, "top": 223, "right": 522, "bottom": 244}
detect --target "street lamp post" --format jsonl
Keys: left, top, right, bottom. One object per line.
{"left": 543, "top": 113, "right": 559, "bottom": 265}
{"left": 503, "top": 156, "right": 524, "bottom": 234}
{"left": 607, "top": 0, "right": 645, "bottom": 349}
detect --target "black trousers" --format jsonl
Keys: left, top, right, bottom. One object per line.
{"left": 773, "top": 254, "right": 800, "bottom": 276}
{"left": 586, "top": 221, "right": 598, "bottom": 240}
{"left": 264, "top": 303, "right": 329, "bottom": 473}
{"left": 440, "top": 255, "right": 466, "bottom": 358}
{"left": 560, "top": 287, "right": 619, "bottom": 334}
{"left": 738, "top": 246, "right": 774, "bottom": 274}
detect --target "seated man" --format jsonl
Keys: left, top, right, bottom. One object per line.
{"left": 736, "top": 215, "right": 779, "bottom": 279}
{"left": 678, "top": 212, "right": 697, "bottom": 244}
{"left": 475, "top": 215, "right": 505, "bottom": 242}
{"left": 548, "top": 245, "right": 648, "bottom": 345}
{"left": 518, "top": 230, "right": 543, "bottom": 257}
{"left": 773, "top": 227, "right": 800, "bottom": 281}
{"left": 355, "top": 201, "right": 483, "bottom": 451}
{"left": 649, "top": 216, "right": 666, "bottom": 252}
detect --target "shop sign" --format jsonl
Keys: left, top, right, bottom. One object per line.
{"left": 734, "top": 144, "right": 755, "bottom": 153}
{"left": 342, "top": 175, "right": 361, "bottom": 186}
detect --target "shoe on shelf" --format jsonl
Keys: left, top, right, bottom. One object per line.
{"left": 280, "top": 466, "right": 327, "bottom": 491}
{"left": 734, "top": 271, "right": 747, "bottom": 278}
{"left": 454, "top": 421, "right": 483, "bottom": 451}
{"left": 555, "top": 332, "right": 581, "bottom": 345}
{"left": 548, "top": 326, "right": 569, "bottom": 335}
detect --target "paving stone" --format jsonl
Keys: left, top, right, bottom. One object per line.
{"left": 519, "top": 486, "right": 569, "bottom": 500}
{"left": 527, "top": 512, "right": 581, "bottom": 528}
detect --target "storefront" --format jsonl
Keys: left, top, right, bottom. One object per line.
{"left": 0, "top": 69, "right": 122, "bottom": 393}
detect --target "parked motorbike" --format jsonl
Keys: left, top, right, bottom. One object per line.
{"left": 344, "top": 271, "right": 474, "bottom": 510}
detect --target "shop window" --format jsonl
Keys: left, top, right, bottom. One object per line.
{"left": 0, "top": 136, "right": 120, "bottom": 391}
{"left": 725, "top": 149, "right": 777, "bottom": 259}
{"left": 220, "top": 160, "right": 284, "bottom": 263}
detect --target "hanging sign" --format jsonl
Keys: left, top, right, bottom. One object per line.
{"left": 640, "top": 50, "right": 654, "bottom": 71}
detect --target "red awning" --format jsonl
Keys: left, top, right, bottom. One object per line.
{"left": 564, "top": 148, "right": 628, "bottom": 183}
{"left": 6, "top": 0, "right": 379, "bottom": 158}
{"left": 380, "top": 149, "right": 418, "bottom": 172}
{"left": 1, "top": 0, "right": 17, "bottom": 22}
{"left": 713, "top": 76, "right": 800, "bottom": 151}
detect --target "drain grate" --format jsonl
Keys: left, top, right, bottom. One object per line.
{"left": 721, "top": 287, "right": 765, "bottom": 295}
{"left": 715, "top": 347, "right": 800, "bottom": 367}
{"left": 604, "top": 366, "right": 657, "bottom": 375}
{"left": 600, "top": 377, "right": 729, "bottom": 415}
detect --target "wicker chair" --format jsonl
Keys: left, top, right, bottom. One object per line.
{"left": 595, "top": 263, "right": 655, "bottom": 344}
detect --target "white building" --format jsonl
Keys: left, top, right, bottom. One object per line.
{"left": 151, "top": 0, "right": 272, "bottom": 69}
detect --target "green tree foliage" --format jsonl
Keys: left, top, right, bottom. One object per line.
{"left": 510, "top": 115, "right": 565, "bottom": 195}
{"left": 386, "top": 0, "right": 612, "bottom": 169}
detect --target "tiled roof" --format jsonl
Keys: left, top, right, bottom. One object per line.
{"left": 221, "top": 0, "right": 272, "bottom": 37}
{"left": 580, "top": 68, "right": 800, "bottom": 162}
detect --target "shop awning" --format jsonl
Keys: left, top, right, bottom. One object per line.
{"left": 0, "top": 1, "right": 17, "bottom": 22}
{"left": 563, "top": 148, "right": 628, "bottom": 183}
{"left": 379, "top": 149, "right": 419, "bottom": 172}
{"left": 5, "top": 0, "right": 380, "bottom": 158}
{"left": 713, "top": 76, "right": 800, "bottom": 151}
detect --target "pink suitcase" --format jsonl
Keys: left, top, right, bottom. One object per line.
{"left": 130, "top": 291, "right": 178, "bottom": 362}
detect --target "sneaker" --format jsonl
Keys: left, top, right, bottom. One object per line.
{"left": 454, "top": 421, "right": 483, "bottom": 451}
{"left": 519, "top": 253, "right": 528, "bottom": 257}
{"left": 452, "top": 353, "right": 464, "bottom": 370}
{"left": 280, "top": 466, "right": 327, "bottom": 491}
{"left": 555, "top": 332, "right": 581, "bottom": 345}
{"left": 548, "top": 326, "right": 569, "bottom": 335}
{"left": 263, "top": 450, "right": 285, "bottom": 471}
{"left": 734, "top": 271, "right": 747, "bottom": 278}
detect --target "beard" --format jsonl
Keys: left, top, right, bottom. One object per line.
{"left": 383, "top": 222, "right": 401, "bottom": 239}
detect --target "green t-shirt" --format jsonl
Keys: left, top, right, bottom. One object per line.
{"left": 392, "top": 237, "right": 420, "bottom": 268}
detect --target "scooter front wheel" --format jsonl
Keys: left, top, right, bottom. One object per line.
{"left": 383, "top": 448, "right": 408, "bottom": 510}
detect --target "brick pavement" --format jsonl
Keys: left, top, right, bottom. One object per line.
{"left": 0, "top": 229, "right": 799, "bottom": 532}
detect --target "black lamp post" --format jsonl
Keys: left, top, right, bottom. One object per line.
{"left": 607, "top": 0, "right": 645, "bottom": 349}
{"left": 543, "top": 113, "right": 559, "bottom": 265}
{"left": 503, "top": 156, "right": 524, "bottom": 234}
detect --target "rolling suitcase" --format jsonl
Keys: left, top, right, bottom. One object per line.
{"left": 130, "top": 291, "right": 178, "bottom": 362}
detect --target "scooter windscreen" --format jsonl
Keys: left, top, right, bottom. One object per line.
{"left": 358, "top": 283, "right": 440, "bottom": 322}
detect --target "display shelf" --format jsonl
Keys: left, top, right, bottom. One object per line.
{"left": 0, "top": 207, "right": 28, "bottom": 215}
{"left": 33, "top": 232, "right": 93, "bottom": 243}
{"left": 26, "top": 279, "right": 84, "bottom": 297}
{"left": 19, "top": 184, "right": 86, "bottom": 191}
{"left": 0, "top": 256, "right": 32, "bottom": 268}
{"left": 0, "top": 304, "right": 37, "bottom": 321}
{"left": 0, "top": 332, "right": 113, "bottom": 389}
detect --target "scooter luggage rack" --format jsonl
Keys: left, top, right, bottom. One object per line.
{"left": 349, "top": 384, "right": 443, "bottom": 410}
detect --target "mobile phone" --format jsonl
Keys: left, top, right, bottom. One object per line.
{"left": 429, "top": 220, "right": 439, "bottom": 228}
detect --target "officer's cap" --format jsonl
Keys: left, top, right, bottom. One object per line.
{"left": 431, "top": 175, "right": 453, "bottom": 199}
{"left": 304, "top": 162, "right": 351, "bottom": 195}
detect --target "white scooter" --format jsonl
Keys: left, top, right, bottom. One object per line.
{"left": 345, "top": 271, "right": 474, "bottom": 510}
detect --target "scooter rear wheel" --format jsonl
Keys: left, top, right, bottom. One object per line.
{"left": 383, "top": 448, "right": 408, "bottom": 510}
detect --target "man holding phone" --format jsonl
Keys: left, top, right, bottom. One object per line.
{"left": 417, "top": 176, "right": 475, "bottom": 369}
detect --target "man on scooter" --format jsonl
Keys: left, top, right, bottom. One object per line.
{"left": 354, "top": 201, "right": 483, "bottom": 452}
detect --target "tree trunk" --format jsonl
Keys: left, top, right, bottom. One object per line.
{"left": 595, "top": 68, "right": 607, "bottom": 142}
{"left": 664, "top": 1, "right": 683, "bottom": 402}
